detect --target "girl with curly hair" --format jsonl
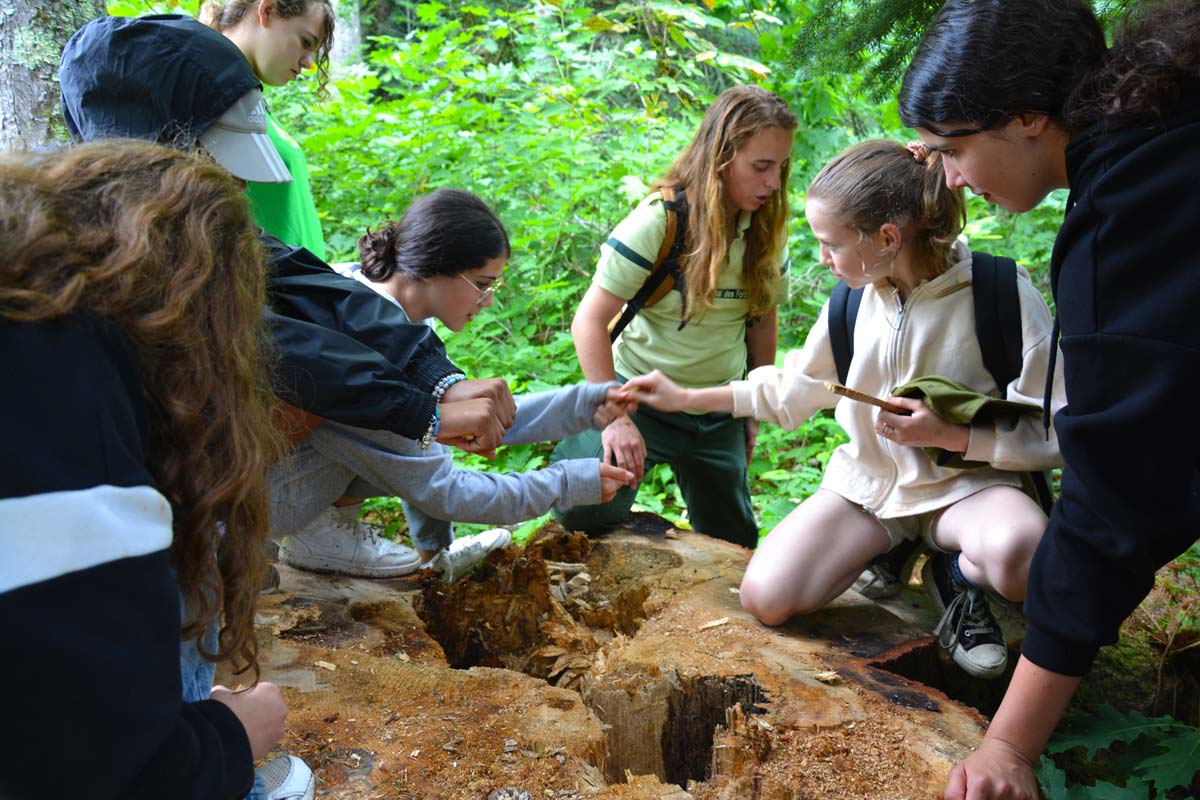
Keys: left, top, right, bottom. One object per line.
{"left": 0, "top": 140, "right": 300, "bottom": 799}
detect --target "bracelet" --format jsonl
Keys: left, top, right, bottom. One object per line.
{"left": 419, "top": 406, "right": 441, "bottom": 451}
{"left": 432, "top": 372, "right": 467, "bottom": 403}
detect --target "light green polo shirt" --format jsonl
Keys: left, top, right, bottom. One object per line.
{"left": 597, "top": 192, "right": 783, "bottom": 390}
{"left": 246, "top": 111, "right": 327, "bottom": 260}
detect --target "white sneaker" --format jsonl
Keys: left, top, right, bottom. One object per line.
{"left": 257, "top": 755, "right": 314, "bottom": 800}
{"left": 423, "top": 528, "right": 512, "bottom": 582}
{"left": 280, "top": 507, "right": 421, "bottom": 578}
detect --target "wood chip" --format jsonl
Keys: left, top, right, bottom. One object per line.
{"left": 813, "top": 670, "right": 841, "bottom": 684}
{"left": 698, "top": 617, "right": 729, "bottom": 630}
{"left": 545, "top": 561, "right": 586, "bottom": 575}
{"left": 315, "top": 660, "right": 337, "bottom": 671}
{"left": 533, "top": 645, "right": 570, "bottom": 658}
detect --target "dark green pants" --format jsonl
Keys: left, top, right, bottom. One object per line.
{"left": 550, "top": 403, "right": 758, "bottom": 548}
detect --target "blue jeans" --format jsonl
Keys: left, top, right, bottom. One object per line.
{"left": 179, "top": 600, "right": 267, "bottom": 800}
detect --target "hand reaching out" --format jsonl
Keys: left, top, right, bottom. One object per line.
{"left": 621, "top": 370, "right": 688, "bottom": 413}
{"left": 594, "top": 387, "right": 639, "bottom": 428}
{"left": 598, "top": 462, "right": 636, "bottom": 502}
{"left": 944, "top": 737, "right": 1040, "bottom": 800}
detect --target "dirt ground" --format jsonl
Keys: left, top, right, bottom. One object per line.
{"left": 221, "top": 521, "right": 999, "bottom": 799}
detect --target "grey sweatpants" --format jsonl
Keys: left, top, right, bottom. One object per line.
{"left": 269, "top": 383, "right": 614, "bottom": 550}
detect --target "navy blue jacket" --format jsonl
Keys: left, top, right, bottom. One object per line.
{"left": 0, "top": 315, "right": 254, "bottom": 799}
{"left": 1023, "top": 91, "right": 1200, "bottom": 676}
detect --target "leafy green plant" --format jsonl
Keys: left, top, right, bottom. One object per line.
{"left": 1037, "top": 705, "right": 1200, "bottom": 799}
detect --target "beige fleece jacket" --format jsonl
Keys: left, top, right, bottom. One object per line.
{"left": 731, "top": 240, "right": 1065, "bottom": 519}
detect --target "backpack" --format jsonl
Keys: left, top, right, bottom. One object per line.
{"left": 827, "top": 251, "right": 1054, "bottom": 513}
{"left": 607, "top": 186, "right": 690, "bottom": 342}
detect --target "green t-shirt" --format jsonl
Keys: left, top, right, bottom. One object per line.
{"left": 596, "top": 192, "right": 782, "bottom": 390}
{"left": 245, "top": 112, "right": 326, "bottom": 260}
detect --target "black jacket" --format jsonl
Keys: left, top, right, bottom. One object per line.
{"left": 0, "top": 315, "right": 254, "bottom": 800}
{"left": 265, "top": 237, "right": 455, "bottom": 437}
{"left": 1023, "top": 91, "right": 1200, "bottom": 676}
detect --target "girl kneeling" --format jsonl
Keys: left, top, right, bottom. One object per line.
{"left": 627, "top": 139, "right": 1065, "bottom": 679}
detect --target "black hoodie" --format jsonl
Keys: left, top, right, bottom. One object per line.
{"left": 1023, "top": 91, "right": 1200, "bottom": 676}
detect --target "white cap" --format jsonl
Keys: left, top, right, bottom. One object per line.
{"left": 198, "top": 89, "right": 292, "bottom": 183}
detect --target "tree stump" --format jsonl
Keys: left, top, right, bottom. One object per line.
{"left": 226, "top": 523, "right": 999, "bottom": 798}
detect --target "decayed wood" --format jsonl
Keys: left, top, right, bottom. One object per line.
{"left": 226, "top": 524, "right": 990, "bottom": 799}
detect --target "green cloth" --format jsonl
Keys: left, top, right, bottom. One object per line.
{"left": 892, "top": 374, "right": 1040, "bottom": 469}
{"left": 596, "top": 192, "right": 779, "bottom": 390}
{"left": 550, "top": 402, "right": 758, "bottom": 549}
{"left": 245, "top": 112, "right": 326, "bottom": 260}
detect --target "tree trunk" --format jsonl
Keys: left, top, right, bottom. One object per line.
{"left": 330, "top": 0, "right": 362, "bottom": 67}
{"left": 0, "top": 0, "right": 105, "bottom": 151}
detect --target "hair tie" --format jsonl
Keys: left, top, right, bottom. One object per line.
{"left": 905, "top": 140, "right": 931, "bottom": 164}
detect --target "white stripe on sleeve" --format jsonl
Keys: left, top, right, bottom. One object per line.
{"left": 0, "top": 484, "right": 173, "bottom": 593}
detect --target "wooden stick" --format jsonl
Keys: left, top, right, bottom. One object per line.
{"left": 823, "top": 381, "right": 911, "bottom": 415}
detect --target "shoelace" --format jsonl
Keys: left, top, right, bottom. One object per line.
{"left": 335, "top": 512, "right": 380, "bottom": 545}
{"left": 932, "top": 587, "right": 995, "bottom": 650}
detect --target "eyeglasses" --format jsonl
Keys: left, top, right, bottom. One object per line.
{"left": 459, "top": 273, "right": 501, "bottom": 306}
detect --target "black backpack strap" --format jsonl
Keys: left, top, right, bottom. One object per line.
{"left": 972, "top": 251, "right": 1054, "bottom": 513}
{"left": 609, "top": 188, "right": 689, "bottom": 343}
{"left": 971, "top": 251, "right": 1023, "bottom": 391}
{"left": 828, "top": 281, "right": 862, "bottom": 385}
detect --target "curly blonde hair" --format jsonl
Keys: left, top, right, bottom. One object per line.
{"left": 653, "top": 84, "right": 797, "bottom": 321}
{"left": 0, "top": 140, "right": 284, "bottom": 679}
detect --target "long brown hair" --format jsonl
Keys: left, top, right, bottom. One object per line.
{"left": 202, "top": 0, "right": 336, "bottom": 98}
{"left": 653, "top": 84, "right": 797, "bottom": 320}
{"left": 808, "top": 139, "right": 966, "bottom": 278}
{"left": 0, "top": 140, "right": 284, "bottom": 679}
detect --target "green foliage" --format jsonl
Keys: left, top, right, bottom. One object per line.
{"left": 100, "top": 0, "right": 1079, "bottom": 535}
{"left": 789, "top": 0, "right": 1145, "bottom": 99}
{"left": 1037, "top": 705, "right": 1200, "bottom": 798}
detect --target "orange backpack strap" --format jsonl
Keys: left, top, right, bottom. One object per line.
{"left": 607, "top": 186, "right": 690, "bottom": 342}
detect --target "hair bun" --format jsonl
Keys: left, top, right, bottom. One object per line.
{"left": 358, "top": 222, "right": 399, "bottom": 280}
{"left": 905, "top": 140, "right": 931, "bottom": 164}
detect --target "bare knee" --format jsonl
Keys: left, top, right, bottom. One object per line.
{"left": 739, "top": 572, "right": 822, "bottom": 625}
{"left": 970, "top": 522, "right": 1043, "bottom": 601}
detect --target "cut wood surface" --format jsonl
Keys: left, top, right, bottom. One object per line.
{"left": 224, "top": 522, "right": 1013, "bottom": 799}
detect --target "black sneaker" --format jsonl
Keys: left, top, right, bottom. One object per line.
{"left": 922, "top": 552, "right": 1008, "bottom": 679}
{"left": 856, "top": 538, "right": 923, "bottom": 599}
